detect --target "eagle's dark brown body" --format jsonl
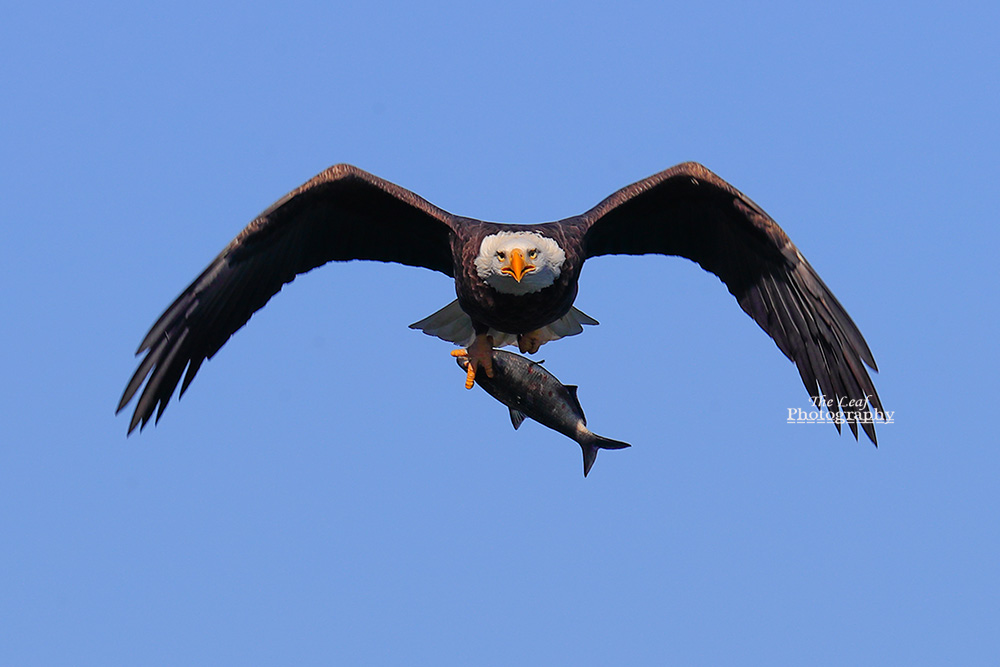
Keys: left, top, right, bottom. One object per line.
{"left": 119, "top": 162, "right": 884, "bottom": 446}
{"left": 451, "top": 219, "right": 587, "bottom": 335}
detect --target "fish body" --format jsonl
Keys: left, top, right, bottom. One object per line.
{"left": 456, "top": 349, "right": 629, "bottom": 476}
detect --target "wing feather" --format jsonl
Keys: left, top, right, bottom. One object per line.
{"left": 582, "top": 162, "right": 882, "bottom": 443}
{"left": 119, "top": 165, "right": 458, "bottom": 433}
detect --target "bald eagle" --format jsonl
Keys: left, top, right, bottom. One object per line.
{"left": 118, "top": 162, "right": 883, "bottom": 442}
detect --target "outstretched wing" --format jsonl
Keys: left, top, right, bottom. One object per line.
{"left": 119, "top": 164, "right": 458, "bottom": 433}
{"left": 581, "top": 162, "right": 882, "bottom": 443}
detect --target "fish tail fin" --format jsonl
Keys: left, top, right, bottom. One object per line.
{"left": 580, "top": 434, "right": 631, "bottom": 477}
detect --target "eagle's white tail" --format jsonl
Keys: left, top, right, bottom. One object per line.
{"left": 409, "top": 299, "right": 598, "bottom": 348}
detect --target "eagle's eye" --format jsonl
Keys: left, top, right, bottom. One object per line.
{"left": 528, "top": 249, "right": 538, "bottom": 259}
{"left": 496, "top": 251, "right": 505, "bottom": 261}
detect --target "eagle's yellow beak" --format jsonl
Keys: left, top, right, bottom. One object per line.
{"left": 502, "top": 249, "right": 534, "bottom": 282}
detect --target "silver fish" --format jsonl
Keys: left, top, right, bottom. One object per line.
{"left": 456, "top": 349, "right": 630, "bottom": 476}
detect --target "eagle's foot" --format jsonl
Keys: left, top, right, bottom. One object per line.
{"left": 517, "top": 330, "right": 544, "bottom": 355}
{"left": 450, "top": 349, "right": 478, "bottom": 389}
{"left": 451, "top": 334, "right": 494, "bottom": 389}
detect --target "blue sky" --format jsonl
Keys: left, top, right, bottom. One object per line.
{"left": 2, "top": 1, "right": 998, "bottom": 664}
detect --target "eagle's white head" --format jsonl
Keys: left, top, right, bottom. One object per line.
{"left": 475, "top": 231, "right": 566, "bottom": 295}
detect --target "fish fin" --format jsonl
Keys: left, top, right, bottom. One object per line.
{"left": 509, "top": 408, "right": 527, "bottom": 430}
{"left": 582, "top": 444, "right": 598, "bottom": 477}
{"left": 594, "top": 435, "right": 631, "bottom": 450}
{"left": 565, "top": 385, "right": 586, "bottom": 425}
{"left": 581, "top": 435, "right": 631, "bottom": 477}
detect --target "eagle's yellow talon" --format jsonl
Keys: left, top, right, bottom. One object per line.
{"left": 453, "top": 334, "right": 494, "bottom": 389}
